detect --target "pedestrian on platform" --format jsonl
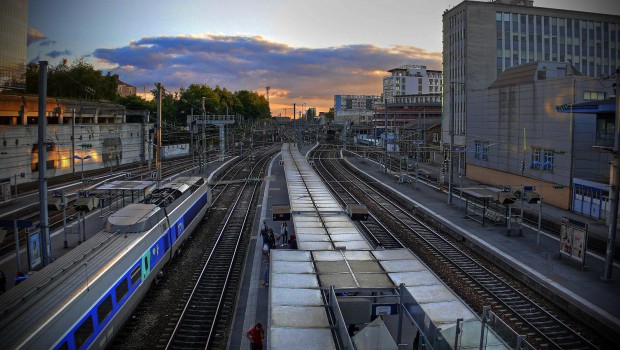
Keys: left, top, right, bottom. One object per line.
{"left": 260, "top": 220, "right": 268, "bottom": 242}
{"left": 0, "top": 270, "right": 6, "bottom": 294}
{"left": 246, "top": 322, "right": 265, "bottom": 350}
{"left": 262, "top": 241, "right": 270, "bottom": 262}
{"left": 262, "top": 264, "right": 270, "bottom": 286}
{"left": 289, "top": 234, "right": 297, "bottom": 249}
{"left": 15, "top": 271, "right": 28, "bottom": 286}
{"left": 266, "top": 229, "right": 276, "bottom": 250}
{"left": 280, "top": 222, "right": 289, "bottom": 244}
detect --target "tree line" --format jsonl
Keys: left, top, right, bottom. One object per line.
{"left": 18, "top": 59, "right": 271, "bottom": 124}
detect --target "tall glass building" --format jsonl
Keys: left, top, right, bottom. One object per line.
{"left": 0, "top": 0, "right": 28, "bottom": 90}
{"left": 442, "top": 0, "right": 620, "bottom": 147}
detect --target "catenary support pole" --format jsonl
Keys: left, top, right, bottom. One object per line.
{"left": 448, "top": 83, "right": 455, "bottom": 204}
{"left": 384, "top": 99, "right": 388, "bottom": 174}
{"left": 602, "top": 68, "right": 620, "bottom": 281}
{"left": 38, "top": 60, "right": 51, "bottom": 266}
{"left": 14, "top": 220, "right": 20, "bottom": 273}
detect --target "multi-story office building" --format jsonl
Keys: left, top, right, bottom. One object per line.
{"left": 0, "top": 0, "right": 28, "bottom": 90}
{"left": 333, "top": 94, "right": 381, "bottom": 125}
{"left": 383, "top": 65, "right": 442, "bottom": 102}
{"left": 443, "top": 0, "right": 620, "bottom": 147}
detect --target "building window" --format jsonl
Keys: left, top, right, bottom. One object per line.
{"left": 531, "top": 148, "right": 554, "bottom": 171}
{"left": 584, "top": 91, "right": 606, "bottom": 101}
{"left": 474, "top": 142, "right": 488, "bottom": 160}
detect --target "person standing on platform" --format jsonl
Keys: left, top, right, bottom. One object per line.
{"left": 246, "top": 322, "right": 265, "bottom": 350}
{"left": 262, "top": 264, "right": 270, "bottom": 286}
{"left": 266, "top": 229, "right": 276, "bottom": 251}
{"left": 260, "top": 220, "right": 268, "bottom": 242}
{"left": 289, "top": 234, "right": 297, "bottom": 249}
{"left": 280, "top": 222, "right": 289, "bottom": 245}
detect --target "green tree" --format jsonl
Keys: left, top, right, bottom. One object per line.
{"left": 325, "top": 107, "right": 335, "bottom": 120}
{"left": 235, "top": 90, "right": 270, "bottom": 121}
{"left": 116, "top": 94, "right": 155, "bottom": 112}
{"left": 25, "top": 58, "right": 118, "bottom": 101}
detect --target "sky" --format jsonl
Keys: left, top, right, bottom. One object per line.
{"left": 27, "top": 0, "right": 619, "bottom": 115}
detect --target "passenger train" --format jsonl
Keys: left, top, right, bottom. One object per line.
{"left": 0, "top": 176, "right": 211, "bottom": 350}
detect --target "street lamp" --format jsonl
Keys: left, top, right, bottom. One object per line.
{"left": 74, "top": 154, "right": 91, "bottom": 190}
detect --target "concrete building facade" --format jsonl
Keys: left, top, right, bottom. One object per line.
{"left": 0, "top": 0, "right": 28, "bottom": 90}
{"left": 333, "top": 94, "right": 381, "bottom": 125}
{"left": 466, "top": 61, "right": 614, "bottom": 213}
{"left": 383, "top": 65, "right": 442, "bottom": 102}
{"left": 0, "top": 95, "right": 152, "bottom": 186}
{"left": 442, "top": 0, "right": 620, "bottom": 148}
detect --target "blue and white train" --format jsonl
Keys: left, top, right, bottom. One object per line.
{"left": 0, "top": 176, "right": 211, "bottom": 350}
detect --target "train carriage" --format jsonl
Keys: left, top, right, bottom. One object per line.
{"left": 0, "top": 176, "right": 211, "bottom": 350}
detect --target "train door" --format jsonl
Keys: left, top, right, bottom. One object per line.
{"left": 141, "top": 249, "right": 152, "bottom": 282}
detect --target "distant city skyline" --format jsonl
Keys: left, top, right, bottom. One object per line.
{"left": 27, "top": 0, "right": 620, "bottom": 114}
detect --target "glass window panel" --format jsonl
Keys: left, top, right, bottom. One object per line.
{"left": 97, "top": 295, "right": 113, "bottom": 324}
{"left": 74, "top": 316, "right": 94, "bottom": 350}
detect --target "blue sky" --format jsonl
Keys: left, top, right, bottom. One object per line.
{"left": 27, "top": 0, "right": 619, "bottom": 114}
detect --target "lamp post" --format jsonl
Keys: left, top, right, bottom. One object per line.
{"left": 413, "top": 140, "right": 424, "bottom": 189}
{"left": 74, "top": 154, "right": 91, "bottom": 190}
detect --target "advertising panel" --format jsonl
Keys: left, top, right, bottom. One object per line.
{"left": 28, "top": 231, "right": 43, "bottom": 270}
{"left": 559, "top": 217, "right": 588, "bottom": 266}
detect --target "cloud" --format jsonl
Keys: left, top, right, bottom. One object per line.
{"left": 27, "top": 27, "right": 47, "bottom": 46}
{"left": 46, "top": 49, "right": 73, "bottom": 58}
{"left": 93, "top": 34, "right": 441, "bottom": 112}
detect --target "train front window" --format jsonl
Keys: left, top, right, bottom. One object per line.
{"left": 74, "top": 315, "right": 94, "bottom": 349}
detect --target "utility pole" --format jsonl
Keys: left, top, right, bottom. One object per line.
{"left": 448, "top": 83, "right": 455, "bottom": 204}
{"left": 38, "top": 61, "right": 51, "bottom": 266}
{"left": 447, "top": 81, "right": 464, "bottom": 205}
{"left": 202, "top": 97, "right": 206, "bottom": 172}
{"left": 189, "top": 107, "right": 194, "bottom": 171}
{"left": 603, "top": 68, "right": 620, "bottom": 281}
{"left": 384, "top": 99, "right": 388, "bottom": 174}
{"left": 155, "top": 83, "right": 163, "bottom": 182}
{"left": 71, "top": 109, "right": 75, "bottom": 174}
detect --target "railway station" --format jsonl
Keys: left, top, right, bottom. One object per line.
{"left": 3, "top": 0, "right": 620, "bottom": 347}
{"left": 0, "top": 143, "right": 620, "bottom": 349}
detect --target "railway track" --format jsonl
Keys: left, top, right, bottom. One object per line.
{"left": 312, "top": 145, "right": 601, "bottom": 349}
{"left": 346, "top": 145, "right": 620, "bottom": 261}
{"left": 311, "top": 148, "right": 403, "bottom": 249}
{"left": 112, "top": 146, "right": 278, "bottom": 350}
{"left": 161, "top": 178, "right": 257, "bottom": 349}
